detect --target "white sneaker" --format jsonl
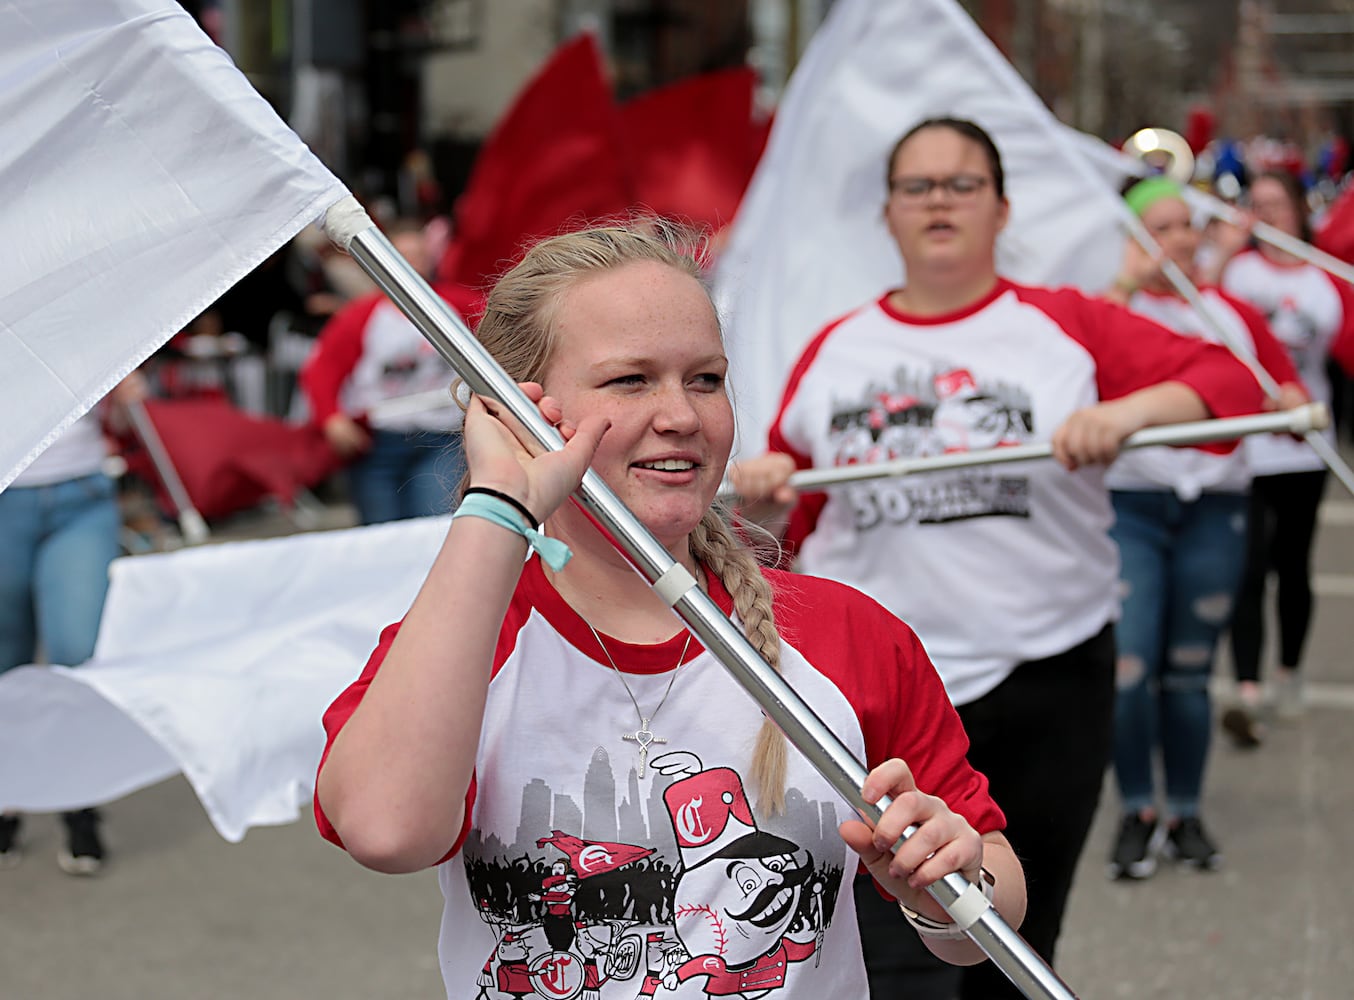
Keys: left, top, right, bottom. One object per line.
{"left": 1273, "top": 671, "right": 1304, "bottom": 720}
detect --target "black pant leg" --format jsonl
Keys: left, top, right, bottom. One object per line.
{"left": 854, "top": 872, "right": 960, "bottom": 1000}
{"left": 1229, "top": 479, "right": 1274, "bottom": 684}
{"left": 1270, "top": 470, "right": 1327, "bottom": 669}
{"left": 853, "top": 626, "right": 1116, "bottom": 1000}
{"left": 956, "top": 626, "right": 1116, "bottom": 1000}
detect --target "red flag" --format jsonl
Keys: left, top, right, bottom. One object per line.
{"left": 1317, "top": 183, "right": 1354, "bottom": 265}
{"left": 441, "top": 34, "right": 633, "bottom": 288}
{"left": 1183, "top": 104, "right": 1215, "bottom": 154}
{"left": 535, "top": 830, "right": 655, "bottom": 879}
{"left": 126, "top": 397, "right": 343, "bottom": 520}
{"left": 620, "top": 67, "right": 764, "bottom": 232}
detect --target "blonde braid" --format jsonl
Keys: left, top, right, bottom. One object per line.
{"left": 689, "top": 509, "right": 789, "bottom": 814}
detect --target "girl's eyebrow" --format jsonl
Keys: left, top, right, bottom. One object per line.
{"left": 592, "top": 353, "right": 728, "bottom": 371}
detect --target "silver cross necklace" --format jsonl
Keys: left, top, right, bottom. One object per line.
{"left": 587, "top": 624, "right": 692, "bottom": 779}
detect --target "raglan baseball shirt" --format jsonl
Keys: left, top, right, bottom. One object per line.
{"left": 1222, "top": 249, "right": 1354, "bottom": 475}
{"left": 317, "top": 557, "right": 1003, "bottom": 1000}
{"left": 1107, "top": 286, "right": 1299, "bottom": 499}
{"left": 767, "top": 279, "right": 1266, "bottom": 705}
{"left": 301, "top": 289, "right": 470, "bottom": 434}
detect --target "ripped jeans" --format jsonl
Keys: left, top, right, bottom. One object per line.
{"left": 1110, "top": 489, "right": 1248, "bottom": 818}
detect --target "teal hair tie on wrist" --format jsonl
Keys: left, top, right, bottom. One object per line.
{"left": 452, "top": 493, "right": 573, "bottom": 571}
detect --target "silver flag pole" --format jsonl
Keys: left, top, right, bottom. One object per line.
{"left": 744, "top": 404, "right": 1328, "bottom": 494}
{"left": 1140, "top": 234, "right": 1354, "bottom": 499}
{"left": 1090, "top": 169, "right": 1354, "bottom": 499}
{"left": 322, "top": 196, "right": 1079, "bottom": 1000}
{"left": 1187, "top": 193, "right": 1354, "bottom": 290}
{"left": 124, "top": 398, "right": 210, "bottom": 545}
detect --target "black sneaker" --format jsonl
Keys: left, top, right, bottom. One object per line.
{"left": 1164, "top": 817, "right": 1222, "bottom": 870}
{"left": 58, "top": 808, "right": 105, "bottom": 876}
{"left": 0, "top": 814, "right": 21, "bottom": 869}
{"left": 1107, "top": 813, "right": 1165, "bottom": 880}
{"left": 1221, "top": 705, "right": 1265, "bottom": 749}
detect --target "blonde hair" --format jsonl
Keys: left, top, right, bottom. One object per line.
{"left": 474, "top": 222, "right": 791, "bottom": 813}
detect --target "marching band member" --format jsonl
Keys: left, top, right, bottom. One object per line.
{"left": 732, "top": 118, "right": 1265, "bottom": 999}
{"left": 1101, "top": 176, "right": 1301, "bottom": 879}
{"left": 1212, "top": 172, "right": 1354, "bottom": 742}
{"left": 315, "top": 223, "right": 1026, "bottom": 1000}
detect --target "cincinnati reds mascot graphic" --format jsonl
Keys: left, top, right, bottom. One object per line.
{"left": 463, "top": 751, "right": 834, "bottom": 999}
{"left": 653, "top": 753, "right": 825, "bottom": 998}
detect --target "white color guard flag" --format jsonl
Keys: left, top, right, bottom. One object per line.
{"left": 1, "top": 0, "right": 347, "bottom": 490}
{"left": 714, "top": 0, "right": 1127, "bottom": 456}
{"left": 0, "top": 517, "right": 449, "bottom": 841}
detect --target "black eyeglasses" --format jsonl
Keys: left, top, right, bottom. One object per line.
{"left": 888, "top": 174, "right": 991, "bottom": 201}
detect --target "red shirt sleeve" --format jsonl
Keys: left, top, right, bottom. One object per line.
{"left": 765, "top": 312, "right": 859, "bottom": 557}
{"left": 299, "top": 293, "right": 382, "bottom": 426}
{"left": 1012, "top": 285, "right": 1266, "bottom": 418}
{"left": 767, "top": 571, "right": 1005, "bottom": 899}
{"left": 1214, "top": 289, "right": 1302, "bottom": 389}
{"left": 767, "top": 571, "right": 1005, "bottom": 836}
{"left": 1329, "top": 275, "right": 1354, "bottom": 377}
{"left": 313, "top": 619, "right": 475, "bottom": 865}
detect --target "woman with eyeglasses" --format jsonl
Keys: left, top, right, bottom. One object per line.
{"left": 731, "top": 117, "right": 1267, "bottom": 1000}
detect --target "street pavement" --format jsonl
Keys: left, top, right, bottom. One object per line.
{"left": 4, "top": 481, "right": 1353, "bottom": 999}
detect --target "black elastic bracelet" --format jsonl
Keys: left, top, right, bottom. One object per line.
{"left": 463, "top": 486, "right": 538, "bottom": 528}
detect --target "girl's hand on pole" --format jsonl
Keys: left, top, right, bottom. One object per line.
{"left": 838, "top": 758, "right": 985, "bottom": 922}
{"left": 1051, "top": 397, "right": 1146, "bottom": 470}
{"left": 464, "top": 382, "right": 610, "bottom": 522}
{"left": 323, "top": 413, "right": 371, "bottom": 457}
{"left": 1268, "top": 381, "right": 1313, "bottom": 440}
{"left": 728, "top": 452, "right": 800, "bottom": 534}
{"left": 1265, "top": 380, "right": 1311, "bottom": 413}
{"left": 1209, "top": 211, "right": 1255, "bottom": 263}
{"left": 1107, "top": 238, "right": 1164, "bottom": 302}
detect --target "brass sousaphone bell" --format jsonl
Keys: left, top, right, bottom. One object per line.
{"left": 1123, "top": 127, "right": 1197, "bottom": 185}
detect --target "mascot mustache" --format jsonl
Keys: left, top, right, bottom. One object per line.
{"left": 724, "top": 853, "right": 815, "bottom": 927}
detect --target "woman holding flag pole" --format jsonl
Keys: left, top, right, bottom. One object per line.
{"left": 1099, "top": 176, "right": 1303, "bottom": 880}
{"left": 730, "top": 118, "right": 1268, "bottom": 999}
{"left": 1208, "top": 171, "right": 1354, "bottom": 742}
{"left": 314, "top": 223, "right": 1028, "bottom": 1000}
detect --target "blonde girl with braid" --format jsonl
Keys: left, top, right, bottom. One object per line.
{"left": 315, "top": 223, "right": 1024, "bottom": 999}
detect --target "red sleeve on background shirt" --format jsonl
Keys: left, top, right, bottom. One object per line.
{"left": 1329, "top": 276, "right": 1354, "bottom": 377}
{"left": 1214, "top": 289, "right": 1302, "bottom": 389}
{"left": 1010, "top": 284, "right": 1266, "bottom": 418}
{"left": 299, "top": 293, "right": 383, "bottom": 426}
{"left": 765, "top": 311, "right": 859, "bottom": 557}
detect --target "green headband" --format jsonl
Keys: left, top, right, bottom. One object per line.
{"left": 1124, "top": 176, "right": 1185, "bottom": 217}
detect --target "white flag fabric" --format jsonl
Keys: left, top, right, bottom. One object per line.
{"left": 714, "top": 0, "right": 1130, "bottom": 456}
{"left": 0, "top": 516, "right": 449, "bottom": 841}
{"left": 1, "top": 0, "right": 347, "bottom": 490}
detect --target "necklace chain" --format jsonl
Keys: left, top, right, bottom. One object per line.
{"left": 588, "top": 624, "right": 692, "bottom": 778}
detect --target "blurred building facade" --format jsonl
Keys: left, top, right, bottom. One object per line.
{"left": 205, "top": 0, "right": 1354, "bottom": 205}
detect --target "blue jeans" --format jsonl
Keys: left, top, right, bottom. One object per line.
{"left": 1110, "top": 489, "right": 1248, "bottom": 818}
{"left": 0, "top": 473, "right": 122, "bottom": 673}
{"left": 348, "top": 429, "right": 466, "bottom": 525}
